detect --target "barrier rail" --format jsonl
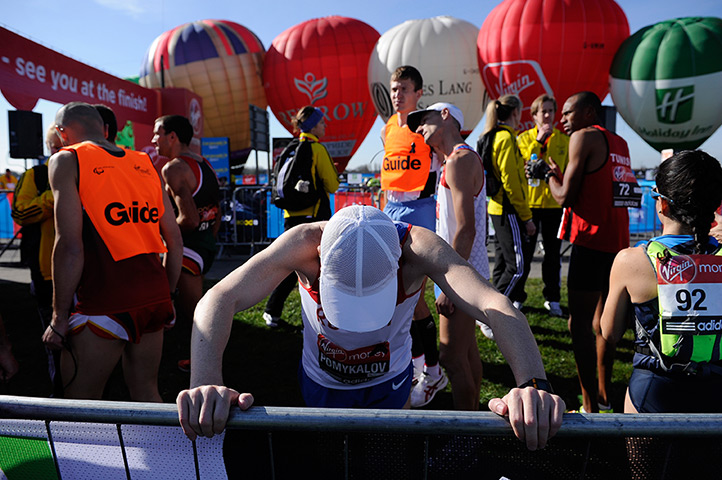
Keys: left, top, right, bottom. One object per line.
{"left": 216, "top": 185, "right": 381, "bottom": 252}
{"left": 2, "top": 396, "right": 722, "bottom": 479}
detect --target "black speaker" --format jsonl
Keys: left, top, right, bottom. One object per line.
{"left": 8, "top": 110, "right": 43, "bottom": 159}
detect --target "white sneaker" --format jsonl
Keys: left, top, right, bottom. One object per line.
{"left": 262, "top": 312, "right": 280, "bottom": 328}
{"left": 544, "top": 301, "right": 563, "bottom": 317}
{"left": 410, "top": 371, "right": 448, "bottom": 407}
{"left": 476, "top": 320, "right": 495, "bottom": 341}
{"left": 512, "top": 301, "right": 524, "bottom": 311}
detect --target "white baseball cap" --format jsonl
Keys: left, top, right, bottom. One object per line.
{"left": 406, "top": 102, "right": 464, "bottom": 133}
{"left": 319, "top": 205, "right": 401, "bottom": 333}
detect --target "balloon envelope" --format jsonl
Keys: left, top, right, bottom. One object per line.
{"left": 368, "top": 16, "right": 486, "bottom": 137}
{"left": 610, "top": 17, "right": 722, "bottom": 152}
{"left": 263, "top": 16, "right": 380, "bottom": 172}
{"left": 477, "top": 0, "right": 629, "bottom": 130}
{"left": 139, "top": 19, "right": 267, "bottom": 163}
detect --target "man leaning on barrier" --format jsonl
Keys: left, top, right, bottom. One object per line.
{"left": 176, "top": 205, "right": 565, "bottom": 450}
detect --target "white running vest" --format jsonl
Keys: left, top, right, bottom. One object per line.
{"left": 436, "top": 144, "right": 490, "bottom": 279}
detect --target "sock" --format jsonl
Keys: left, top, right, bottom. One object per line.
{"left": 416, "top": 315, "right": 439, "bottom": 366}
{"left": 410, "top": 319, "right": 425, "bottom": 357}
{"left": 424, "top": 363, "right": 441, "bottom": 378}
{"left": 412, "top": 356, "right": 425, "bottom": 377}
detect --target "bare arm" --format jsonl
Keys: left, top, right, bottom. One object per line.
{"left": 445, "top": 151, "right": 479, "bottom": 260}
{"left": 177, "top": 223, "right": 323, "bottom": 439}
{"left": 404, "top": 227, "right": 564, "bottom": 449}
{"left": 0, "top": 313, "right": 19, "bottom": 381}
{"left": 601, "top": 246, "right": 655, "bottom": 345}
{"left": 42, "top": 151, "right": 84, "bottom": 350}
{"left": 159, "top": 189, "right": 183, "bottom": 293}
{"left": 435, "top": 150, "right": 480, "bottom": 316}
{"left": 162, "top": 160, "right": 200, "bottom": 231}
{"left": 548, "top": 128, "right": 598, "bottom": 207}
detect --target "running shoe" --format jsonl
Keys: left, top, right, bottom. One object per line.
{"left": 410, "top": 371, "right": 448, "bottom": 407}
{"left": 476, "top": 320, "right": 495, "bottom": 341}
{"left": 178, "top": 359, "right": 191, "bottom": 373}
{"left": 262, "top": 312, "right": 280, "bottom": 328}
{"left": 544, "top": 301, "right": 564, "bottom": 317}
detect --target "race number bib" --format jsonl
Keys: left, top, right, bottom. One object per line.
{"left": 612, "top": 165, "right": 642, "bottom": 208}
{"left": 657, "top": 254, "right": 722, "bottom": 337}
{"left": 317, "top": 335, "right": 390, "bottom": 385}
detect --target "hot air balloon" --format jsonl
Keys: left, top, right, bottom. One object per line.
{"left": 263, "top": 16, "right": 380, "bottom": 172}
{"left": 610, "top": 17, "right": 722, "bottom": 152}
{"left": 477, "top": 0, "right": 629, "bottom": 131}
{"left": 139, "top": 20, "right": 267, "bottom": 163}
{"left": 368, "top": 16, "right": 486, "bottom": 138}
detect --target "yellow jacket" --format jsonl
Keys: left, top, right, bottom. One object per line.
{"left": 517, "top": 126, "right": 570, "bottom": 209}
{"left": 11, "top": 165, "right": 54, "bottom": 280}
{"left": 286, "top": 132, "right": 340, "bottom": 218}
{"left": 487, "top": 124, "right": 531, "bottom": 221}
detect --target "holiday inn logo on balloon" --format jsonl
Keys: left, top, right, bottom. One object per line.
{"left": 655, "top": 85, "right": 694, "bottom": 124}
{"left": 610, "top": 17, "right": 722, "bottom": 152}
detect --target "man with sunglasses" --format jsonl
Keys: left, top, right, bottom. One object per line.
{"left": 545, "top": 91, "right": 639, "bottom": 414}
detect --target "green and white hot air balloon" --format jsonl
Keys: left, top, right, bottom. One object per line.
{"left": 609, "top": 17, "right": 722, "bottom": 152}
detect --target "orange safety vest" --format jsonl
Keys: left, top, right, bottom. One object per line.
{"left": 381, "top": 114, "right": 432, "bottom": 192}
{"left": 68, "top": 142, "right": 167, "bottom": 261}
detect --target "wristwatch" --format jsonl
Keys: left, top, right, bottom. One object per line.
{"left": 518, "top": 377, "right": 554, "bottom": 393}
{"left": 544, "top": 170, "right": 557, "bottom": 183}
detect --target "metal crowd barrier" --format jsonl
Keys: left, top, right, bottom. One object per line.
{"left": 2, "top": 395, "right": 722, "bottom": 479}
{"left": 215, "top": 185, "right": 381, "bottom": 253}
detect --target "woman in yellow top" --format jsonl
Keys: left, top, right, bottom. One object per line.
{"left": 264, "top": 106, "right": 340, "bottom": 327}
{"left": 517, "top": 94, "right": 570, "bottom": 317}
{"left": 483, "top": 94, "right": 535, "bottom": 309}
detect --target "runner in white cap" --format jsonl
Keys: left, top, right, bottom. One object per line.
{"left": 177, "top": 205, "right": 565, "bottom": 451}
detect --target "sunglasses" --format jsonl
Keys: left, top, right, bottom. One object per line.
{"left": 651, "top": 187, "right": 674, "bottom": 204}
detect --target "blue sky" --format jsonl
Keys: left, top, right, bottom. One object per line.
{"left": 2, "top": 0, "right": 721, "bottom": 173}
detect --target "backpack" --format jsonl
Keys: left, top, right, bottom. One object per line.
{"left": 476, "top": 127, "right": 503, "bottom": 197}
{"left": 271, "top": 138, "right": 321, "bottom": 211}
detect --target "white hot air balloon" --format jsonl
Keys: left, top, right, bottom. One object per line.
{"left": 368, "top": 16, "right": 486, "bottom": 137}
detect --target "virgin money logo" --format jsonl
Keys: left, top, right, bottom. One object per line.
{"left": 295, "top": 72, "right": 328, "bottom": 105}
{"left": 481, "top": 60, "right": 552, "bottom": 105}
{"left": 188, "top": 98, "right": 203, "bottom": 136}
{"left": 613, "top": 166, "right": 626, "bottom": 181}
{"left": 318, "top": 336, "right": 347, "bottom": 361}
{"left": 659, "top": 255, "right": 696, "bottom": 284}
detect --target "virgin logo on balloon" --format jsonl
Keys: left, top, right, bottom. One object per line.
{"left": 294, "top": 73, "right": 328, "bottom": 105}
{"left": 189, "top": 98, "right": 202, "bottom": 136}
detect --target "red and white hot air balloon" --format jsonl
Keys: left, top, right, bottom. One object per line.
{"left": 263, "top": 16, "right": 380, "bottom": 172}
{"left": 477, "top": 0, "right": 629, "bottom": 130}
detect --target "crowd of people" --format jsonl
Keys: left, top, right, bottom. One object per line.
{"left": 2, "top": 62, "right": 722, "bottom": 467}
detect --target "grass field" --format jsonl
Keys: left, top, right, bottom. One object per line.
{"left": 0, "top": 274, "right": 636, "bottom": 412}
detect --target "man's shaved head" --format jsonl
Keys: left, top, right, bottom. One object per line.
{"left": 55, "top": 102, "right": 105, "bottom": 139}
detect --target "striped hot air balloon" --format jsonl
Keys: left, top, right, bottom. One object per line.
{"left": 610, "top": 17, "right": 722, "bottom": 152}
{"left": 140, "top": 20, "right": 267, "bottom": 163}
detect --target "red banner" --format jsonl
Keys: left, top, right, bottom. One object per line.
{"left": 0, "top": 27, "right": 159, "bottom": 126}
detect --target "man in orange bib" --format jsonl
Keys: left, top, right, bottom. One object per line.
{"left": 42, "top": 102, "right": 182, "bottom": 401}
{"left": 381, "top": 66, "right": 445, "bottom": 406}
